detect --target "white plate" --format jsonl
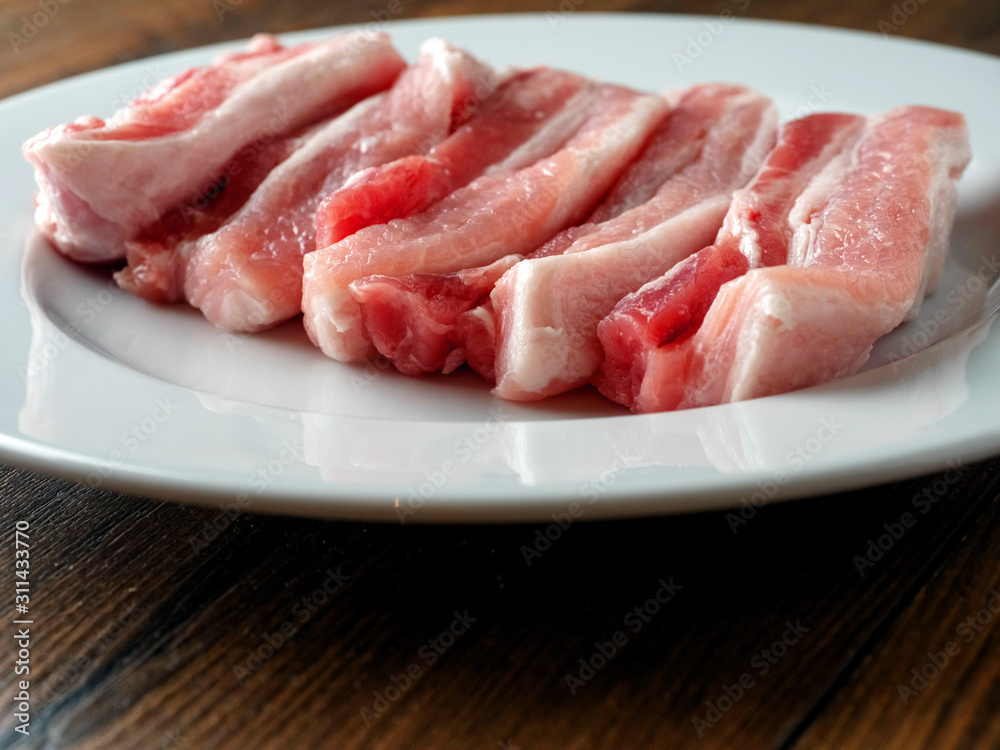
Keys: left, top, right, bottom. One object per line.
{"left": 2, "top": 14, "right": 999, "bottom": 522}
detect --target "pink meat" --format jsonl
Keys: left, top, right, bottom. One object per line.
{"left": 491, "top": 86, "right": 778, "bottom": 401}
{"left": 595, "top": 113, "right": 867, "bottom": 409}
{"left": 603, "top": 106, "right": 971, "bottom": 412}
{"left": 314, "top": 67, "right": 589, "bottom": 248}
{"left": 114, "top": 128, "right": 302, "bottom": 303}
{"left": 303, "top": 83, "right": 668, "bottom": 362}
{"left": 23, "top": 32, "right": 406, "bottom": 263}
{"left": 352, "top": 255, "right": 522, "bottom": 376}
{"left": 176, "top": 39, "right": 497, "bottom": 332}
{"left": 351, "top": 83, "right": 758, "bottom": 380}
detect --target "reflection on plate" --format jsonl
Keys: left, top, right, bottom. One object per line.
{"left": 2, "top": 15, "right": 1000, "bottom": 521}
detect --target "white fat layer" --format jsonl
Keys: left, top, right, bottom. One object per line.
{"left": 312, "top": 89, "right": 667, "bottom": 365}
{"left": 307, "top": 286, "right": 369, "bottom": 362}
{"left": 27, "top": 32, "right": 400, "bottom": 259}
{"left": 736, "top": 99, "right": 780, "bottom": 184}
{"left": 910, "top": 125, "right": 970, "bottom": 309}
{"left": 496, "top": 196, "right": 730, "bottom": 397}
{"left": 216, "top": 289, "right": 271, "bottom": 333}
{"left": 758, "top": 290, "right": 796, "bottom": 328}
{"left": 217, "top": 94, "right": 384, "bottom": 232}
{"left": 418, "top": 38, "right": 466, "bottom": 90}
{"left": 484, "top": 84, "right": 598, "bottom": 175}
{"left": 786, "top": 130, "right": 864, "bottom": 268}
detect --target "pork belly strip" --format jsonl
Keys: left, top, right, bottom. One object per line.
{"left": 594, "top": 113, "right": 867, "bottom": 410}
{"left": 113, "top": 126, "right": 306, "bottom": 304}
{"left": 352, "top": 255, "right": 523, "bottom": 376}
{"left": 303, "top": 83, "right": 669, "bottom": 363}
{"left": 491, "top": 86, "right": 778, "bottom": 401}
{"left": 313, "top": 67, "right": 590, "bottom": 248}
{"left": 165, "top": 40, "right": 496, "bottom": 333}
{"left": 603, "top": 106, "right": 971, "bottom": 413}
{"left": 119, "top": 39, "right": 495, "bottom": 312}
{"left": 348, "top": 83, "right": 755, "bottom": 379}
{"left": 23, "top": 32, "right": 406, "bottom": 263}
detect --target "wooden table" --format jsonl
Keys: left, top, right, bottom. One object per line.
{"left": 2, "top": 1, "right": 999, "bottom": 748}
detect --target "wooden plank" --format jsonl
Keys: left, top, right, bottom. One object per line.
{"left": 3, "top": 458, "right": 998, "bottom": 748}
{"left": 2, "top": 0, "right": 998, "bottom": 101}
{"left": 789, "top": 477, "right": 1000, "bottom": 750}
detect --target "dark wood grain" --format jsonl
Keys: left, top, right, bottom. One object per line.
{"left": 1, "top": 0, "right": 999, "bottom": 101}
{"left": 791, "top": 488, "right": 1000, "bottom": 750}
{"left": 2, "top": 460, "right": 1000, "bottom": 749}
{"left": 1, "top": 1, "right": 999, "bottom": 749}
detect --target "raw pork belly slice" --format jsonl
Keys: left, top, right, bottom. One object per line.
{"left": 599, "top": 106, "right": 971, "bottom": 412}
{"left": 314, "top": 67, "right": 590, "bottom": 248}
{"left": 351, "top": 83, "right": 761, "bottom": 380}
{"left": 595, "top": 112, "right": 867, "bottom": 410}
{"left": 114, "top": 128, "right": 302, "bottom": 303}
{"left": 353, "top": 255, "right": 522, "bottom": 376}
{"left": 491, "top": 86, "right": 778, "bottom": 401}
{"left": 177, "top": 39, "right": 497, "bottom": 332}
{"left": 303, "top": 83, "right": 668, "bottom": 362}
{"left": 23, "top": 32, "right": 406, "bottom": 263}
